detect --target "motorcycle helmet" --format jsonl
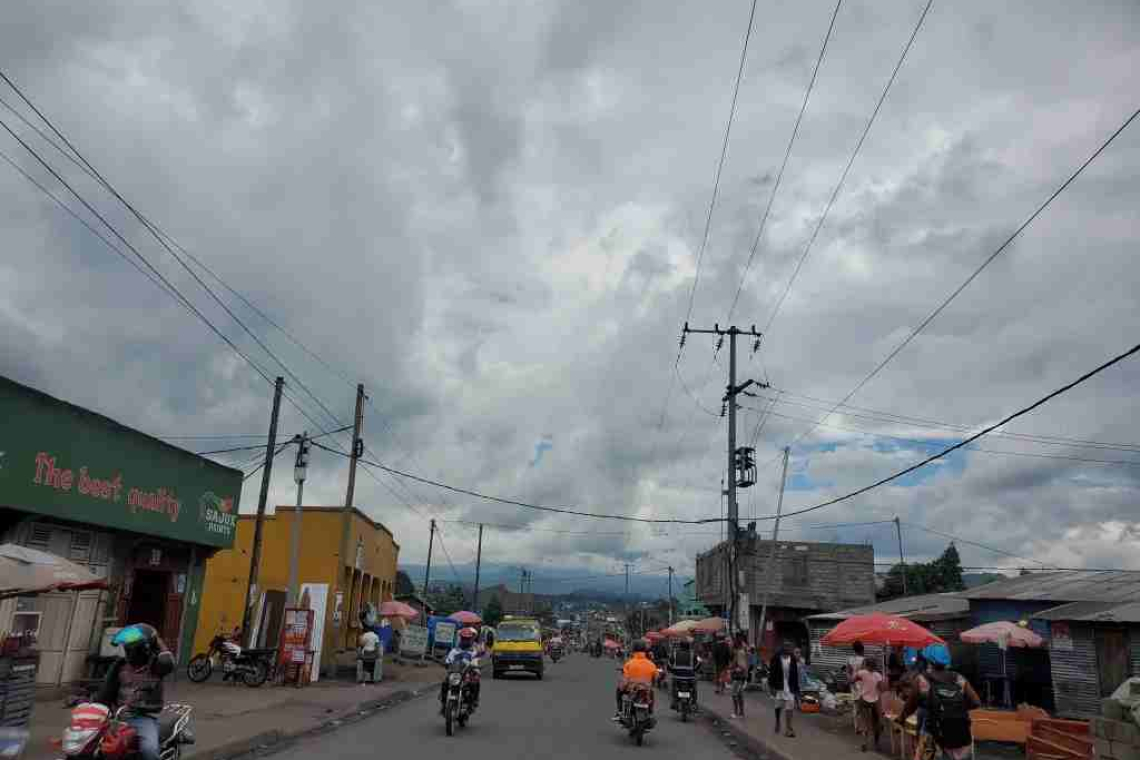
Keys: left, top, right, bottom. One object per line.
{"left": 458, "top": 627, "right": 478, "bottom": 649}
{"left": 112, "top": 624, "right": 157, "bottom": 667}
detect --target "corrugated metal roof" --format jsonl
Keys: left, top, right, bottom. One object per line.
{"left": 805, "top": 592, "right": 969, "bottom": 621}
{"left": 1033, "top": 600, "right": 1140, "bottom": 623}
{"left": 963, "top": 570, "right": 1140, "bottom": 603}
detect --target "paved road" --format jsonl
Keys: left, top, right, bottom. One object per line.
{"left": 269, "top": 654, "right": 736, "bottom": 759}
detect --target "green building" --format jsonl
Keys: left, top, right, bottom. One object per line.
{"left": 0, "top": 376, "right": 242, "bottom": 686}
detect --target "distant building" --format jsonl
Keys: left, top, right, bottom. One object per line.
{"left": 474, "top": 583, "right": 535, "bottom": 615}
{"left": 695, "top": 537, "right": 875, "bottom": 656}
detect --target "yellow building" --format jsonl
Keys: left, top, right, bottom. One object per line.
{"left": 193, "top": 506, "right": 399, "bottom": 675}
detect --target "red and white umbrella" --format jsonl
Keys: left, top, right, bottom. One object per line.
{"left": 960, "top": 621, "right": 1044, "bottom": 649}
{"left": 448, "top": 610, "right": 482, "bottom": 626}
{"left": 0, "top": 544, "right": 108, "bottom": 598}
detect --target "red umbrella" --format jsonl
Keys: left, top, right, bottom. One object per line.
{"left": 448, "top": 610, "right": 482, "bottom": 625}
{"left": 821, "top": 613, "right": 944, "bottom": 647}
{"left": 0, "top": 544, "right": 108, "bottom": 598}
{"left": 378, "top": 600, "right": 420, "bottom": 620}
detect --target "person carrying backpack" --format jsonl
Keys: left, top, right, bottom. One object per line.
{"left": 897, "top": 645, "right": 980, "bottom": 759}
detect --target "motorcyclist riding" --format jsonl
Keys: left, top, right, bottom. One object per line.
{"left": 439, "top": 627, "right": 480, "bottom": 715}
{"left": 613, "top": 640, "right": 658, "bottom": 722}
{"left": 668, "top": 637, "right": 701, "bottom": 711}
{"left": 96, "top": 623, "right": 175, "bottom": 760}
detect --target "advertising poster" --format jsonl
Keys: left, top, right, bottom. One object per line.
{"left": 1050, "top": 621, "right": 1073, "bottom": 651}
{"left": 401, "top": 625, "right": 428, "bottom": 657}
{"left": 299, "top": 583, "right": 328, "bottom": 681}
{"left": 433, "top": 620, "right": 457, "bottom": 653}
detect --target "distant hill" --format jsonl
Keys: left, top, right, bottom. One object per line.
{"left": 962, "top": 572, "right": 1006, "bottom": 589}
{"left": 398, "top": 560, "right": 672, "bottom": 601}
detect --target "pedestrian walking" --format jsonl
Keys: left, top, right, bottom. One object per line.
{"left": 854, "top": 657, "right": 884, "bottom": 752}
{"left": 730, "top": 634, "right": 749, "bottom": 718}
{"left": 848, "top": 640, "right": 866, "bottom": 733}
{"left": 713, "top": 633, "right": 731, "bottom": 694}
{"left": 767, "top": 640, "right": 801, "bottom": 738}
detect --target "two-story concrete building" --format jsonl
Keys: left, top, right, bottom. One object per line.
{"left": 695, "top": 537, "right": 876, "bottom": 657}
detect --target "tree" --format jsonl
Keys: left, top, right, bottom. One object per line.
{"left": 933, "top": 543, "right": 965, "bottom": 592}
{"left": 877, "top": 542, "right": 965, "bottom": 601}
{"left": 483, "top": 595, "right": 504, "bottom": 627}
{"left": 395, "top": 570, "right": 415, "bottom": 597}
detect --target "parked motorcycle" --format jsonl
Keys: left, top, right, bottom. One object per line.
{"left": 442, "top": 658, "right": 480, "bottom": 737}
{"left": 617, "top": 683, "right": 656, "bottom": 746}
{"left": 186, "top": 631, "right": 271, "bottom": 687}
{"left": 671, "top": 674, "right": 697, "bottom": 722}
{"left": 54, "top": 702, "right": 194, "bottom": 760}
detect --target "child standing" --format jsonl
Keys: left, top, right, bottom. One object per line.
{"left": 854, "top": 657, "right": 884, "bottom": 752}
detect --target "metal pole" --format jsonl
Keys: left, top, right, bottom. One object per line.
{"left": 895, "top": 517, "right": 908, "bottom": 597}
{"left": 472, "top": 524, "right": 483, "bottom": 612}
{"left": 756, "top": 447, "right": 790, "bottom": 656}
{"left": 242, "top": 376, "right": 284, "bottom": 646}
{"left": 287, "top": 433, "right": 309, "bottom": 605}
{"left": 668, "top": 566, "right": 674, "bottom": 626}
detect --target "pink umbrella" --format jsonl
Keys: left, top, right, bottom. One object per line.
{"left": 960, "top": 621, "right": 1044, "bottom": 649}
{"left": 960, "top": 621, "right": 1043, "bottom": 708}
{"left": 448, "top": 610, "right": 482, "bottom": 625}
{"left": 378, "top": 600, "right": 420, "bottom": 620}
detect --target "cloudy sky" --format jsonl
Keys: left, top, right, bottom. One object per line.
{"left": 3, "top": 0, "right": 1138, "bottom": 590}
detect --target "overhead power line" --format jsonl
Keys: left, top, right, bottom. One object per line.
{"left": 755, "top": 338, "right": 1140, "bottom": 523}
{"left": 764, "top": 0, "right": 935, "bottom": 335}
{"left": 739, "top": 403, "right": 1140, "bottom": 467}
{"left": 756, "top": 389, "right": 1140, "bottom": 453}
{"left": 902, "top": 521, "right": 1047, "bottom": 567}
{"left": 724, "top": 0, "right": 844, "bottom": 325}
{"left": 312, "top": 440, "right": 728, "bottom": 526}
{"left": 785, "top": 102, "right": 1140, "bottom": 450}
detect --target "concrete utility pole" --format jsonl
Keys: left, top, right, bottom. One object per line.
{"left": 242, "top": 376, "right": 284, "bottom": 646}
{"left": 895, "top": 516, "right": 908, "bottom": 597}
{"left": 682, "top": 324, "right": 766, "bottom": 637}
{"left": 423, "top": 519, "right": 436, "bottom": 612}
{"left": 756, "top": 446, "right": 789, "bottom": 655}
{"left": 286, "top": 433, "right": 311, "bottom": 605}
{"left": 472, "top": 524, "right": 484, "bottom": 613}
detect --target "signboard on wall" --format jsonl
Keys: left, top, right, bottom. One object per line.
{"left": 401, "top": 625, "right": 428, "bottom": 657}
{"left": 1050, "top": 622, "right": 1073, "bottom": 651}
{"left": 433, "top": 620, "right": 457, "bottom": 652}
{"left": 0, "top": 377, "right": 242, "bottom": 548}
{"left": 299, "top": 583, "right": 328, "bottom": 682}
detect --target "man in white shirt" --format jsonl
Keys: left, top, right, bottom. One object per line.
{"left": 358, "top": 629, "right": 381, "bottom": 684}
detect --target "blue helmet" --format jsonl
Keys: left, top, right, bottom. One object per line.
{"left": 923, "top": 643, "right": 951, "bottom": 667}
{"left": 112, "top": 624, "right": 157, "bottom": 665}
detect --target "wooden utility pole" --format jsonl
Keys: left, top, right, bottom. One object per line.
{"left": 756, "top": 446, "right": 790, "bottom": 654}
{"left": 422, "top": 519, "right": 436, "bottom": 609}
{"left": 895, "top": 516, "right": 908, "bottom": 597}
{"left": 668, "top": 566, "right": 675, "bottom": 625}
{"left": 472, "top": 524, "right": 484, "bottom": 613}
{"left": 241, "top": 376, "right": 284, "bottom": 646}
{"left": 334, "top": 383, "right": 365, "bottom": 649}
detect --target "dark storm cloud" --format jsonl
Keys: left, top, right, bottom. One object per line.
{"left": 2, "top": 0, "right": 1137, "bottom": 574}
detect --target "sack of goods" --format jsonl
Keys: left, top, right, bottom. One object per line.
{"left": 800, "top": 695, "right": 821, "bottom": 713}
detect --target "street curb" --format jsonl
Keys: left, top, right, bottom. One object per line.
{"left": 699, "top": 706, "right": 795, "bottom": 760}
{"left": 186, "top": 687, "right": 428, "bottom": 760}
